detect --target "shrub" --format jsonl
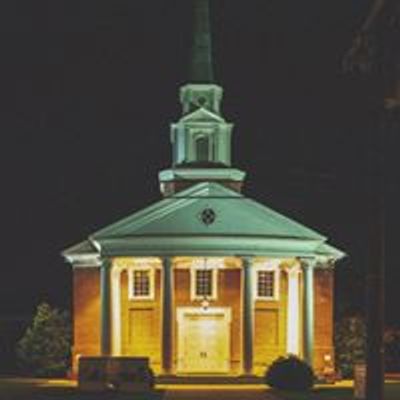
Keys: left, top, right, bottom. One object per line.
{"left": 16, "top": 303, "right": 71, "bottom": 377}
{"left": 265, "top": 355, "right": 315, "bottom": 391}
{"left": 385, "top": 328, "right": 400, "bottom": 372}
{"left": 335, "top": 315, "right": 366, "bottom": 378}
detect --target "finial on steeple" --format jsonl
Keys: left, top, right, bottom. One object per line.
{"left": 190, "top": 0, "right": 214, "bottom": 83}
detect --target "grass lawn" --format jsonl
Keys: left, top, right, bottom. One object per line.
{"left": 0, "top": 378, "right": 399, "bottom": 400}
{"left": 0, "top": 378, "right": 164, "bottom": 400}
{"left": 272, "top": 387, "right": 353, "bottom": 400}
{"left": 273, "top": 380, "right": 400, "bottom": 400}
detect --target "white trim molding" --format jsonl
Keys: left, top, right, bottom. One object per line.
{"left": 68, "top": 254, "right": 101, "bottom": 267}
{"left": 176, "top": 306, "right": 232, "bottom": 324}
{"left": 253, "top": 259, "right": 281, "bottom": 301}
{"left": 112, "top": 257, "right": 160, "bottom": 270}
{"left": 176, "top": 306, "right": 232, "bottom": 374}
{"left": 128, "top": 266, "right": 155, "bottom": 301}
{"left": 190, "top": 258, "right": 221, "bottom": 301}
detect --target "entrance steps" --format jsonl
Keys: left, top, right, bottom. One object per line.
{"left": 156, "top": 375, "right": 264, "bottom": 385}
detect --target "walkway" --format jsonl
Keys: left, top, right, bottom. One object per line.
{"left": 162, "top": 385, "right": 279, "bottom": 400}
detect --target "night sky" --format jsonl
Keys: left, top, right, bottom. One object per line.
{"left": 1, "top": 0, "right": 399, "bottom": 326}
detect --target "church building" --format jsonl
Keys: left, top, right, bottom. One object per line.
{"left": 63, "top": 0, "right": 344, "bottom": 379}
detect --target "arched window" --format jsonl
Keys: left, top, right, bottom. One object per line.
{"left": 195, "top": 135, "right": 210, "bottom": 162}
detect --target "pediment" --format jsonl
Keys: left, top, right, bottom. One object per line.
{"left": 91, "top": 182, "right": 325, "bottom": 242}
{"left": 180, "top": 108, "right": 225, "bottom": 123}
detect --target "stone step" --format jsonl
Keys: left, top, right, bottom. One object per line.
{"left": 156, "top": 375, "right": 265, "bottom": 385}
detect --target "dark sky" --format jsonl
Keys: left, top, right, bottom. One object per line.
{"left": 1, "top": 0, "right": 399, "bottom": 325}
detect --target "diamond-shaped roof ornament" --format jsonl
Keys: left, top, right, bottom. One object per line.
{"left": 200, "top": 208, "right": 216, "bottom": 226}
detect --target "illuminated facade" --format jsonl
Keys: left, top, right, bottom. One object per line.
{"left": 63, "top": 0, "right": 344, "bottom": 378}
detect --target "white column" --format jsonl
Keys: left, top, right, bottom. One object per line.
{"left": 302, "top": 259, "right": 315, "bottom": 366}
{"left": 111, "top": 265, "right": 123, "bottom": 356}
{"left": 161, "top": 257, "right": 173, "bottom": 374}
{"left": 100, "top": 258, "right": 112, "bottom": 356}
{"left": 242, "top": 256, "right": 254, "bottom": 375}
{"left": 286, "top": 264, "right": 301, "bottom": 355}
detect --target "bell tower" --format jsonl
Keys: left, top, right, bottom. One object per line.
{"left": 159, "top": 0, "right": 246, "bottom": 196}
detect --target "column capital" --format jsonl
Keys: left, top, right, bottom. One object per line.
{"left": 284, "top": 263, "right": 301, "bottom": 276}
{"left": 240, "top": 255, "right": 254, "bottom": 267}
{"left": 161, "top": 257, "right": 173, "bottom": 267}
{"left": 298, "top": 258, "right": 317, "bottom": 270}
{"left": 100, "top": 257, "right": 112, "bottom": 268}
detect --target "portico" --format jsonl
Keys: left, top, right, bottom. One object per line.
{"left": 80, "top": 250, "right": 337, "bottom": 377}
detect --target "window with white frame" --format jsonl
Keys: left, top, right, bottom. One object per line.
{"left": 191, "top": 268, "right": 217, "bottom": 300}
{"left": 129, "top": 267, "right": 154, "bottom": 300}
{"left": 255, "top": 265, "right": 279, "bottom": 300}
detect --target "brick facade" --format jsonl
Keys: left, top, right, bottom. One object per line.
{"left": 314, "top": 268, "right": 335, "bottom": 373}
{"left": 72, "top": 267, "right": 101, "bottom": 374}
{"left": 72, "top": 263, "right": 334, "bottom": 376}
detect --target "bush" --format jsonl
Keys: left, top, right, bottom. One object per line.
{"left": 265, "top": 355, "right": 315, "bottom": 391}
{"left": 385, "top": 328, "right": 400, "bottom": 372}
{"left": 16, "top": 303, "right": 71, "bottom": 377}
{"left": 335, "top": 315, "right": 366, "bottom": 378}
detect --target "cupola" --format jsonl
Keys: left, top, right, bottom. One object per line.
{"left": 159, "top": 0, "right": 246, "bottom": 196}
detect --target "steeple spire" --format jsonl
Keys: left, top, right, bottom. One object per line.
{"left": 158, "top": 0, "right": 246, "bottom": 196}
{"left": 190, "top": 0, "right": 214, "bottom": 83}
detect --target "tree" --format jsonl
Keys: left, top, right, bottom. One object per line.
{"left": 385, "top": 328, "right": 400, "bottom": 372}
{"left": 335, "top": 315, "right": 367, "bottom": 378}
{"left": 16, "top": 303, "right": 71, "bottom": 377}
{"left": 344, "top": 2, "right": 399, "bottom": 398}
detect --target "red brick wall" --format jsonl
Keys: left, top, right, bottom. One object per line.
{"left": 314, "top": 268, "right": 335, "bottom": 374}
{"left": 72, "top": 267, "right": 101, "bottom": 374}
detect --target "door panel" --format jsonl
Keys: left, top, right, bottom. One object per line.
{"left": 179, "top": 311, "right": 230, "bottom": 373}
{"left": 130, "top": 308, "right": 156, "bottom": 357}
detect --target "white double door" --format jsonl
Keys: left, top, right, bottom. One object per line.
{"left": 178, "top": 308, "right": 231, "bottom": 374}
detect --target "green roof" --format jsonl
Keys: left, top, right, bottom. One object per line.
{"left": 63, "top": 182, "right": 344, "bottom": 260}
{"left": 92, "top": 182, "right": 325, "bottom": 240}
{"left": 63, "top": 240, "right": 97, "bottom": 256}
